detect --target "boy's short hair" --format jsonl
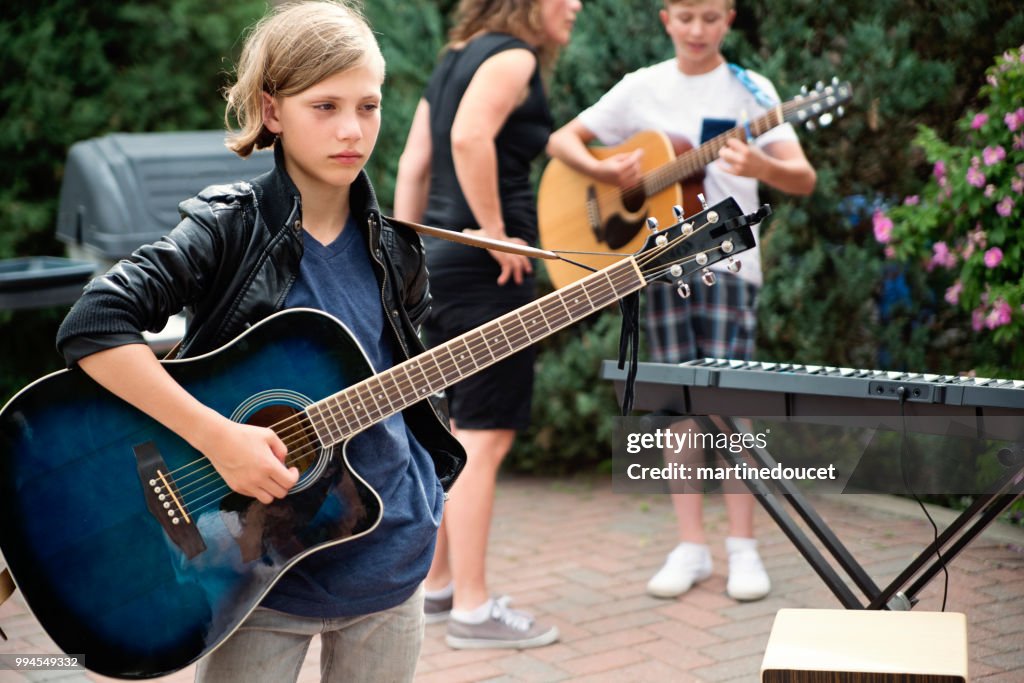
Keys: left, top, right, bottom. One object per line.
{"left": 224, "top": 1, "right": 385, "bottom": 157}
{"left": 664, "top": 0, "right": 736, "bottom": 9}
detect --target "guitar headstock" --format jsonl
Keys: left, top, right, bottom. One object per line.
{"left": 633, "top": 198, "right": 767, "bottom": 297}
{"left": 785, "top": 77, "right": 853, "bottom": 131}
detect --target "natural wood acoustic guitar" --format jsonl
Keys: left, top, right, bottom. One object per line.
{"left": 537, "top": 79, "right": 852, "bottom": 289}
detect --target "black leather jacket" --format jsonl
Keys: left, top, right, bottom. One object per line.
{"left": 57, "top": 146, "right": 466, "bottom": 490}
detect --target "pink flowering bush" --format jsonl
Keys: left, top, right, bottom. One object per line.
{"left": 878, "top": 45, "right": 1024, "bottom": 371}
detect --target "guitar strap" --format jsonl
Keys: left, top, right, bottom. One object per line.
{"left": 384, "top": 216, "right": 558, "bottom": 260}
{"left": 727, "top": 63, "right": 779, "bottom": 110}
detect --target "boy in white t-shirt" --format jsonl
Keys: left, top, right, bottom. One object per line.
{"left": 547, "top": 0, "right": 816, "bottom": 602}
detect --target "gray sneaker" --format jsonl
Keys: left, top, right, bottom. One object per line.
{"left": 445, "top": 597, "right": 559, "bottom": 650}
{"left": 424, "top": 592, "right": 452, "bottom": 624}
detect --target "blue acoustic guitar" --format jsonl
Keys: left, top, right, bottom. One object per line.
{"left": 0, "top": 198, "right": 765, "bottom": 679}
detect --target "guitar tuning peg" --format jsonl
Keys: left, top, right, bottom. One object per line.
{"left": 815, "top": 80, "right": 824, "bottom": 91}
{"left": 836, "top": 105, "right": 845, "bottom": 118}
{"left": 720, "top": 239, "right": 734, "bottom": 254}
{"left": 697, "top": 192, "right": 709, "bottom": 210}
{"left": 727, "top": 257, "right": 741, "bottom": 273}
{"left": 646, "top": 216, "right": 659, "bottom": 232}
{"left": 800, "top": 84, "right": 809, "bottom": 96}
{"left": 819, "top": 112, "right": 833, "bottom": 127}
{"left": 831, "top": 76, "right": 839, "bottom": 85}
{"left": 805, "top": 119, "right": 817, "bottom": 131}
{"left": 669, "top": 264, "right": 683, "bottom": 278}
{"left": 672, "top": 205, "right": 684, "bottom": 220}
{"left": 695, "top": 252, "right": 709, "bottom": 266}
{"left": 701, "top": 269, "right": 717, "bottom": 286}
{"left": 676, "top": 281, "right": 691, "bottom": 299}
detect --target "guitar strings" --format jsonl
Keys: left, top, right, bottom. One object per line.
{"left": 574, "top": 102, "right": 798, "bottom": 217}
{"left": 171, "top": 275, "right": 632, "bottom": 510}
{"left": 176, "top": 237, "right": 699, "bottom": 513}
{"left": 172, "top": 240, "right": 699, "bottom": 514}
{"left": 168, "top": 228, "right": 710, "bottom": 515}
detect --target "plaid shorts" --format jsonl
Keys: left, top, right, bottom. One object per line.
{"left": 644, "top": 271, "right": 758, "bottom": 364}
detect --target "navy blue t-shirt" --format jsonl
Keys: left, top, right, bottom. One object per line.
{"left": 263, "top": 217, "right": 444, "bottom": 617}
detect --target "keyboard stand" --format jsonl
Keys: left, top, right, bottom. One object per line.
{"left": 693, "top": 414, "right": 1024, "bottom": 610}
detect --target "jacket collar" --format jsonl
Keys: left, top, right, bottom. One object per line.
{"left": 250, "top": 141, "right": 381, "bottom": 237}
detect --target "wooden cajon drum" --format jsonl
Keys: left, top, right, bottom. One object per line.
{"left": 761, "top": 608, "right": 968, "bottom": 682}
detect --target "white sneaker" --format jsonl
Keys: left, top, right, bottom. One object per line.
{"left": 646, "top": 542, "right": 713, "bottom": 598}
{"left": 725, "top": 536, "right": 771, "bottom": 601}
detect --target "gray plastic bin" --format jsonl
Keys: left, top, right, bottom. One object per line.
{"left": 56, "top": 130, "right": 274, "bottom": 262}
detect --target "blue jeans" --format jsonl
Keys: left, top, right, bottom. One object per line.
{"left": 195, "top": 586, "right": 425, "bottom": 683}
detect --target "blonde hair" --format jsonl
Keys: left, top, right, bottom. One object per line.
{"left": 448, "top": 0, "right": 557, "bottom": 69}
{"left": 224, "top": 1, "right": 385, "bottom": 157}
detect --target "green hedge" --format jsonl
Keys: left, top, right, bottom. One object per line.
{"left": 0, "top": 0, "right": 266, "bottom": 397}
{"left": 2, "top": 1, "right": 1023, "bottom": 479}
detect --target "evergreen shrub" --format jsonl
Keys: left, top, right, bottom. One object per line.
{"left": 4, "top": 1, "right": 1024, "bottom": 477}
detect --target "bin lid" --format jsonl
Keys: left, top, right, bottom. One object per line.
{"left": 0, "top": 256, "right": 96, "bottom": 310}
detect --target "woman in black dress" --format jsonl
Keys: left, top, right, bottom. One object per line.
{"left": 394, "top": 0, "right": 582, "bottom": 651}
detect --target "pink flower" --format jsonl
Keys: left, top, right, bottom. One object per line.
{"left": 985, "top": 184, "right": 996, "bottom": 198}
{"left": 996, "top": 197, "right": 1015, "bottom": 217}
{"left": 944, "top": 281, "right": 963, "bottom": 305}
{"left": 972, "top": 307, "right": 986, "bottom": 331}
{"left": 872, "top": 210, "right": 893, "bottom": 243}
{"left": 903, "top": 195, "right": 920, "bottom": 206}
{"left": 1014, "top": 134, "right": 1024, "bottom": 151}
{"left": 966, "top": 165, "right": 986, "bottom": 188}
{"left": 929, "top": 241, "right": 957, "bottom": 270}
{"left": 971, "top": 112, "right": 989, "bottom": 129}
{"left": 987, "top": 74, "right": 999, "bottom": 87}
{"left": 1013, "top": 177, "right": 1024, "bottom": 194}
{"left": 983, "top": 145, "right": 1006, "bottom": 165}
{"left": 884, "top": 245, "right": 896, "bottom": 260}
{"left": 985, "top": 300, "right": 1013, "bottom": 330}
{"left": 984, "top": 247, "right": 1004, "bottom": 268}
{"left": 933, "top": 161, "right": 946, "bottom": 180}
{"left": 1006, "top": 108, "right": 1024, "bottom": 132}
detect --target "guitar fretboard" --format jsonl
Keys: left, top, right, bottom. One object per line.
{"left": 642, "top": 104, "right": 786, "bottom": 196}
{"left": 304, "top": 257, "right": 646, "bottom": 447}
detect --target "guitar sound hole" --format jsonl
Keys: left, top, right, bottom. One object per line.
{"left": 621, "top": 186, "right": 646, "bottom": 213}
{"left": 244, "top": 405, "right": 319, "bottom": 476}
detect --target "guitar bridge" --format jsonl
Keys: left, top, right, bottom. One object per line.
{"left": 134, "top": 441, "right": 207, "bottom": 559}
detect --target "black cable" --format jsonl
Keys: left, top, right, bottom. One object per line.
{"left": 896, "top": 385, "right": 949, "bottom": 611}
{"left": 616, "top": 292, "right": 640, "bottom": 416}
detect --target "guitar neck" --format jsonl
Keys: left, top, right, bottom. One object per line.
{"left": 643, "top": 104, "right": 784, "bottom": 196}
{"left": 305, "top": 258, "right": 646, "bottom": 447}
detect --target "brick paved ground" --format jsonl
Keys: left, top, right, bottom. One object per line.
{"left": 2, "top": 475, "right": 1022, "bottom": 682}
